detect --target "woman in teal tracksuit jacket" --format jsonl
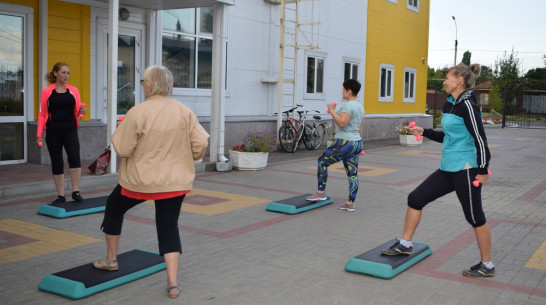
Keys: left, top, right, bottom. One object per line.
{"left": 381, "top": 63, "right": 495, "bottom": 278}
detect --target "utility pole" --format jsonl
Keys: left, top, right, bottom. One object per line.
{"left": 452, "top": 16, "right": 458, "bottom": 66}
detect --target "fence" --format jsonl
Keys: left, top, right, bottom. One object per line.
{"left": 502, "top": 88, "right": 546, "bottom": 129}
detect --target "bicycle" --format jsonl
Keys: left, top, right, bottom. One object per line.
{"left": 277, "top": 105, "right": 306, "bottom": 153}
{"left": 277, "top": 106, "right": 326, "bottom": 152}
{"left": 301, "top": 112, "right": 326, "bottom": 150}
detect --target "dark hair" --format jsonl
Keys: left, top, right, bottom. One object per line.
{"left": 343, "top": 79, "right": 361, "bottom": 96}
{"left": 45, "top": 62, "right": 69, "bottom": 83}
{"left": 447, "top": 63, "right": 481, "bottom": 89}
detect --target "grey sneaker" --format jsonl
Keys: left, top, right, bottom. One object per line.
{"left": 381, "top": 240, "right": 413, "bottom": 255}
{"left": 306, "top": 192, "right": 328, "bottom": 201}
{"left": 338, "top": 203, "right": 355, "bottom": 212}
{"left": 462, "top": 262, "right": 495, "bottom": 277}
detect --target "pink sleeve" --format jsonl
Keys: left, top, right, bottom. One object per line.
{"left": 36, "top": 86, "right": 51, "bottom": 137}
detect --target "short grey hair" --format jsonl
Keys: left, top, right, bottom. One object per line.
{"left": 142, "top": 65, "right": 174, "bottom": 96}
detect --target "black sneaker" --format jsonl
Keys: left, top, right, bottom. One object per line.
{"left": 72, "top": 191, "right": 84, "bottom": 202}
{"left": 462, "top": 262, "right": 495, "bottom": 277}
{"left": 51, "top": 196, "right": 66, "bottom": 204}
{"left": 381, "top": 240, "right": 413, "bottom": 255}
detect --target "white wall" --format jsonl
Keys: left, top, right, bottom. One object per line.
{"left": 88, "top": 1, "right": 368, "bottom": 120}
{"left": 172, "top": 0, "right": 368, "bottom": 119}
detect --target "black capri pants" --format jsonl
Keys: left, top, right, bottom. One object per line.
{"left": 407, "top": 168, "right": 486, "bottom": 228}
{"left": 101, "top": 184, "right": 185, "bottom": 256}
{"left": 45, "top": 128, "right": 81, "bottom": 175}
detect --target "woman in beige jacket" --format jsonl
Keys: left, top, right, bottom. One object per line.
{"left": 92, "top": 65, "right": 209, "bottom": 298}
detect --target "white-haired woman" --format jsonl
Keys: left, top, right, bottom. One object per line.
{"left": 381, "top": 63, "right": 495, "bottom": 278}
{"left": 92, "top": 65, "right": 209, "bottom": 298}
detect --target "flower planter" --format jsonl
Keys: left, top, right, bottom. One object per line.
{"left": 228, "top": 150, "right": 269, "bottom": 170}
{"left": 399, "top": 134, "right": 422, "bottom": 146}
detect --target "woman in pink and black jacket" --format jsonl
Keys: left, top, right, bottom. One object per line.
{"left": 37, "top": 62, "right": 86, "bottom": 204}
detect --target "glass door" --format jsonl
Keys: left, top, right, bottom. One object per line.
{"left": 117, "top": 34, "right": 136, "bottom": 114}
{"left": 0, "top": 12, "right": 25, "bottom": 164}
{"left": 98, "top": 21, "right": 143, "bottom": 121}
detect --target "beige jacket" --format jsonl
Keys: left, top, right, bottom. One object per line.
{"left": 112, "top": 95, "right": 209, "bottom": 193}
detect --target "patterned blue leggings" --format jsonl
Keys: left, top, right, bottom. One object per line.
{"left": 317, "top": 138, "right": 363, "bottom": 203}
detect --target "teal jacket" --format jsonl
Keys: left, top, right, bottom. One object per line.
{"left": 423, "top": 90, "right": 490, "bottom": 174}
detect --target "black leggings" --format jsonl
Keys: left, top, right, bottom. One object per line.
{"left": 408, "top": 168, "right": 486, "bottom": 228}
{"left": 45, "top": 128, "right": 81, "bottom": 175}
{"left": 100, "top": 184, "right": 185, "bottom": 256}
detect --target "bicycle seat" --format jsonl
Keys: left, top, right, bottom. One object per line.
{"left": 313, "top": 115, "right": 321, "bottom": 120}
{"left": 297, "top": 111, "right": 304, "bottom": 114}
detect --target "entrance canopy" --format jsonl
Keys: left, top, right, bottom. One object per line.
{"left": 83, "top": 0, "right": 235, "bottom": 9}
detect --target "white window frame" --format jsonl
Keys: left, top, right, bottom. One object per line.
{"left": 0, "top": 2, "right": 33, "bottom": 165}
{"left": 343, "top": 56, "right": 360, "bottom": 81}
{"left": 407, "top": 0, "right": 419, "bottom": 13}
{"left": 403, "top": 67, "right": 416, "bottom": 103}
{"left": 386, "top": 0, "right": 397, "bottom": 4}
{"left": 304, "top": 51, "right": 326, "bottom": 100}
{"left": 161, "top": 7, "right": 214, "bottom": 93}
{"left": 378, "top": 63, "right": 394, "bottom": 102}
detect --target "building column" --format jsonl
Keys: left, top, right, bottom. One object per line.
{"left": 106, "top": 0, "right": 119, "bottom": 173}
{"left": 210, "top": 3, "right": 229, "bottom": 162}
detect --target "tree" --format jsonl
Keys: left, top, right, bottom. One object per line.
{"left": 462, "top": 51, "right": 471, "bottom": 66}
{"left": 489, "top": 49, "right": 521, "bottom": 112}
{"left": 524, "top": 67, "right": 546, "bottom": 90}
{"left": 475, "top": 65, "right": 493, "bottom": 85}
{"left": 426, "top": 66, "right": 449, "bottom": 91}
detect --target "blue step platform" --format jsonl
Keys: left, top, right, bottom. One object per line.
{"left": 266, "top": 194, "right": 333, "bottom": 214}
{"left": 37, "top": 196, "right": 108, "bottom": 218}
{"left": 345, "top": 239, "right": 432, "bottom": 279}
{"left": 38, "top": 249, "right": 165, "bottom": 299}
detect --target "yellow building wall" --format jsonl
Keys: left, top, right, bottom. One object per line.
{"left": 364, "top": 0, "right": 430, "bottom": 114}
{"left": 46, "top": 0, "right": 90, "bottom": 120}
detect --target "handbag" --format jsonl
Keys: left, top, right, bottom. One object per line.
{"left": 88, "top": 146, "right": 111, "bottom": 175}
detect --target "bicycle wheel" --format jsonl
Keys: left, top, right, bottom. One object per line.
{"left": 278, "top": 125, "right": 297, "bottom": 153}
{"left": 302, "top": 124, "right": 315, "bottom": 150}
{"left": 311, "top": 123, "right": 326, "bottom": 150}
{"left": 293, "top": 124, "right": 306, "bottom": 152}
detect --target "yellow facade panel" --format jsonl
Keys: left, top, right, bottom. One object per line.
{"left": 48, "top": 15, "right": 82, "bottom": 31}
{"left": 365, "top": 0, "right": 430, "bottom": 114}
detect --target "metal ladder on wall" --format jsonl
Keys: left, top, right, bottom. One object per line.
{"left": 268, "top": 0, "right": 320, "bottom": 131}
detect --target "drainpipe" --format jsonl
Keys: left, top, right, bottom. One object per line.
{"left": 210, "top": 3, "right": 229, "bottom": 162}
{"left": 106, "top": 0, "right": 119, "bottom": 173}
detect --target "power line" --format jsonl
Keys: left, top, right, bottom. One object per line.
{"left": 430, "top": 48, "right": 544, "bottom": 54}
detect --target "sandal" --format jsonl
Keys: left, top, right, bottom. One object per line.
{"left": 92, "top": 258, "right": 118, "bottom": 271}
{"left": 167, "top": 284, "right": 180, "bottom": 298}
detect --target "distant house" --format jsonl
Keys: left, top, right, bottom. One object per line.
{"left": 474, "top": 80, "right": 492, "bottom": 106}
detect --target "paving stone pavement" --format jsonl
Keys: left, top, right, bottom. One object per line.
{"left": 0, "top": 127, "right": 545, "bottom": 305}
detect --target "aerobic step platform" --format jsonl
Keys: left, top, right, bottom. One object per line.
{"left": 38, "top": 249, "right": 165, "bottom": 299}
{"left": 37, "top": 196, "right": 108, "bottom": 218}
{"left": 345, "top": 239, "right": 432, "bottom": 279}
{"left": 266, "top": 194, "right": 333, "bottom": 214}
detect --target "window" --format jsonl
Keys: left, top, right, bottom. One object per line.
{"left": 306, "top": 56, "right": 325, "bottom": 95}
{"left": 407, "top": 0, "right": 419, "bottom": 12}
{"left": 403, "top": 68, "right": 416, "bottom": 102}
{"left": 379, "top": 64, "right": 394, "bottom": 102}
{"left": 162, "top": 7, "right": 213, "bottom": 89}
{"left": 344, "top": 62, "right": 358, "bottom": 81}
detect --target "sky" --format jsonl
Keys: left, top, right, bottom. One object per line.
{"left": 427, "top": 0, "right": 546, "bottom": 73}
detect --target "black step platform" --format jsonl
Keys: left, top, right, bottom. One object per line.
{"left": 266, "top": 194, "right": 334, "bottom": 214}
{"left": 37, "top": 196, "right": 108, "bottom": 218}
{"left": 345, "top": 239, "right": 432, "bottom": 279}
{"left": 38, "top": 249, "right": 166, "bottom": 299}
